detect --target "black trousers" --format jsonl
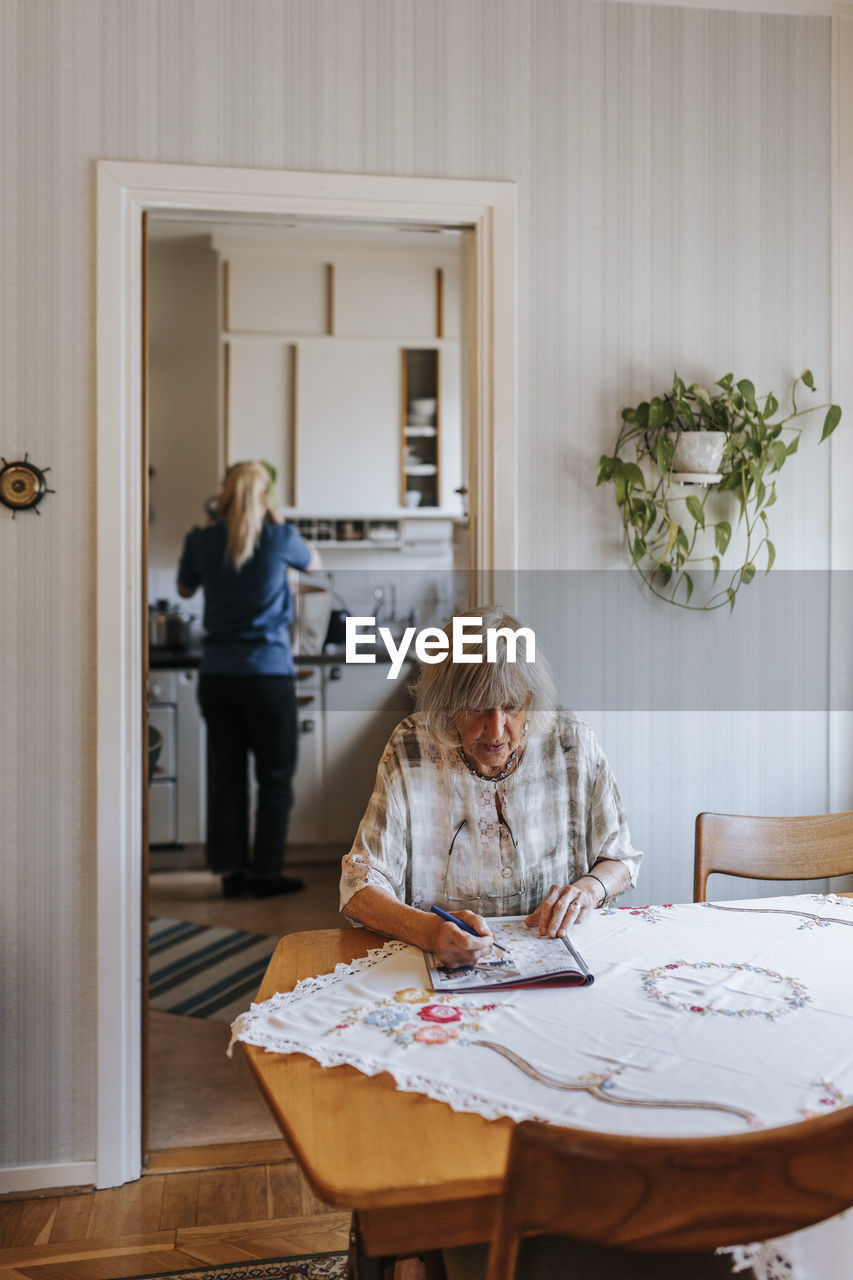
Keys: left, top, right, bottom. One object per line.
{"left": 198, "top": 674, "right": 298, "bottom": 880}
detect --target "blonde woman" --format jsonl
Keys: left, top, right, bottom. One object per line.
{"left": 178, "top": 461, "right": 321, "bottom": 898}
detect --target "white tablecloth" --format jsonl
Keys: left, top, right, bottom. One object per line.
{"left": 232, "top": 894, "right": 853, "bottom": 1278}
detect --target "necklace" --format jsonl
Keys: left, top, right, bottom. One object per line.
{"left": 459, "top": 745, "right": 521, "bottom": 782}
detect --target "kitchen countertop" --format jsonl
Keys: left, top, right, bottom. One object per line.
{"left": 149, "top": 646, "right": 203, "bottom": 669}
{"left": 148, "top": 647, "right": 402, "bottom": 669}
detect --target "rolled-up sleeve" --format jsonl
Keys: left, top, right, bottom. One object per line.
{"left": 587, "top": 748, "right": 643, "bottom": 888}
{"left": 339, "top": 751, "right": 410, "bottom": 911}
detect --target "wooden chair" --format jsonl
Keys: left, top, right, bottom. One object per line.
{"left": 483, "top": 1105, "right": 853, "bottom": 1280}
{"left": 693, "top": 810, "right": 853, "bottom": 903}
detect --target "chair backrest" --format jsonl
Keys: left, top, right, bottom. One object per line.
{"left": 484, "top": 1105, "right": 853, "bottom": 1280}
{"left": 693, "top": 810, "right": 853, "bottom": 902}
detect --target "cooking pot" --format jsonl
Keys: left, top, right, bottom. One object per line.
{"left": 148, "top": 599, "right": 191, "bottom": 649}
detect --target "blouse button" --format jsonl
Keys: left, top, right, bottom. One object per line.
{"left": 501, "top": 867, "right": 513, "bottom": 880}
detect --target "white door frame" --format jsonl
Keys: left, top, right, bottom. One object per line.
{"left": 95, "top": 161, "right": 517, "bottom": 1186}
{"left": 829, "top": 5, "right": 853, "bottom": 812}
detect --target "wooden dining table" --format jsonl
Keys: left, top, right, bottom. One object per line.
{"left": 243, "top": 927, "right": 510, "bottom": 1272}
{"left": 242, "top": 895, "right": 853, "bottom": 1278}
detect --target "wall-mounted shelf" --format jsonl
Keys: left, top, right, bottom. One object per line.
{"left": 292, "top": 516, "right": 403, "bottom": 547}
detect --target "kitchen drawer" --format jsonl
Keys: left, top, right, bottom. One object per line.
{"left": 148, "top": 670, "right": 178, "bottom": 704}
{"left": 150, "top": 779, "right": 177, "bottom": 845}
{"left": 294, "top": 663, "right": 322, "bottom": 693}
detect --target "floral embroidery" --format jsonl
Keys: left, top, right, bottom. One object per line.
{"left": 414, "top": 1025, "right": 460, "bottom": 1044}
{"left": 600, "top": 904, "right": 674, "bottom": 923}
{"left": 577, "top": 1068, "right": 621, "bottom": 1091}
{"left": 642, "top": 960, "right": 811, "bottom": 1020}
{"left": 363, "top": 1008, "right": 410, "bottom": 1029}
{"left": 418, "top": 1004, "right": 462, "bottom": 1023}
{"left": 324, "top": 988, "right": 505, "bottom": 1048}
{"left": 802, "top": 1079, "right": 850, "bottom": 1118}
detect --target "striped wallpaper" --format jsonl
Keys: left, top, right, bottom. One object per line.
{"left": 0, "top": 0, "right": 834, "bottom": 1179}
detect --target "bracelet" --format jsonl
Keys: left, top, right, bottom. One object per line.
{"left": 581, "top": 872, "right": 608, "bottom": 908}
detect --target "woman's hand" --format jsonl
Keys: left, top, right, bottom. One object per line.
{"left": 525, "top": 879, "right": 604, "bottom": 938}
{"left": 430, "top": 909, "right": 496, "bottom": 968}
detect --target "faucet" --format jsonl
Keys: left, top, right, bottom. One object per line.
{"left": 373, "top": 583, "right": 397, "bottom": 624}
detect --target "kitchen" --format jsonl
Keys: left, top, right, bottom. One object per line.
{"left": 146, "top": 214, "right": 472, "bottom": 853}
{"left": 144, "top": 212, "right": 474, "bottom": 1149}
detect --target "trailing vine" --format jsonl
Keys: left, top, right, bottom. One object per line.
{"left": 596, "top": 371, "right": 842, "bottom": 611}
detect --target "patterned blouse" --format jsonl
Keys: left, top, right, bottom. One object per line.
{"left": 340, "top": 709, "right": 643, "bottom": 918}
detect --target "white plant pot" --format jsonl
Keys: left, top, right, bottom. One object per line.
{"left": 667, "top": 430, "right": 726, "bottom": 477}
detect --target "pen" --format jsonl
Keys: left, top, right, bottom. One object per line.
{"left": 430, "top": 905, "right": 508, "bottom": 953}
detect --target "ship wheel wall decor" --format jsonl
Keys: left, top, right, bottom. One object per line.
{"left": 0, "top": 455, "right": 55, "bottom": 517}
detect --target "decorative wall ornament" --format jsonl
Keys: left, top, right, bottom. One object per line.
{"left": 597, "top": 372, "right": 841, "bottom": 611}
{"left": 0, "top": 454, "right": 55, "bottom": 517}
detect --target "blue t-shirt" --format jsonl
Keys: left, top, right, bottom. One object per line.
{"left": 178, "top": 521, "right": 312, "bottom": 676}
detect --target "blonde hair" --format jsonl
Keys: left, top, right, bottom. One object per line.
{"left": 413, "top": 604, "right": 557, "bottom": 748}
{"left": 217, "top": 461, "right": 271, "bottom": 570}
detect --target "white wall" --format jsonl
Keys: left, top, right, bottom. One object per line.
{"left": 147, "top": 234, "right": 220, "bottom": 625}
{"left": 0, "top": 0, "right": 836, "bottom": 1182}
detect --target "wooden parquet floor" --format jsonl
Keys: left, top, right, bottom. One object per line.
{"left": 0, "top": 1142, "right": 350, "bottom": 1280}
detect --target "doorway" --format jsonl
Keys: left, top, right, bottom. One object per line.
{"left": 96, "top": 161, "right": 517, "bottom": 1187}
{"left": 143, "top": 208, "right": 476, "bottom": 1154}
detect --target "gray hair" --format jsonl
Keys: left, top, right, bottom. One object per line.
{"left": 413, "top": 605, "right": 557, "bottom": 748}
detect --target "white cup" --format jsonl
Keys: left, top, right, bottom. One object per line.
{"left": 404, "top": 491, "right": 421, "bottom": 508}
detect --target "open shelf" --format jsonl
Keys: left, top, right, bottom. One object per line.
{"left": 401, "top": 348, "right": 440, "bottom": 508}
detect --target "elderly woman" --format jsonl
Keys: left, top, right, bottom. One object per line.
{"left": 340, "top": 606, "right": 642, "bottom": 965}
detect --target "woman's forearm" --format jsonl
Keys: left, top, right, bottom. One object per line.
{"left": 344, "top": 885, "right": 497, "bottom": 967}
{"left": 344, "top": 885, "right": 440, "bottom": 951}
{"left": 582, "top": 856, "right": 632, "bottom": 903}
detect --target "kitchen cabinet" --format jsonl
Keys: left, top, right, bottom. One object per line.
{"left": 287, "top": 665, "right": 325, "bottom": 844}
{"left": 250, "top": 659, "right": 412, "bottom": 853}
{"left": 295, "top": 342, "right": 399, "bottom": 512}
{"left": 217, "top": 237, "right": 466, "bottom": 520}
{"left": 400, "top": 345, "right": 463, "bottom": 512}
{"left": 225, "top": 339, "right": 295, "bottom": 504}
{"left": 226, "top": 256, "right": 327, "bottom": 334}
{"left": 334, "top": 257, "right": 437, "bottom": 338}
{"left": 322, "top": 662, "right": 414, "bottom": 844}
{"left": 401, "top": 348, "right": 439, "bottom": 508}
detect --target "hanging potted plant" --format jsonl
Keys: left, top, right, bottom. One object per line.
{"left": 597, "top": 370, "right": 842, "bottom": 611}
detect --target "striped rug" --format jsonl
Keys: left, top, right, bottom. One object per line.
{"left": 149, "top": 917, "right": 277, "bottom": 1023}
{"left": 130, "top": 1252, "right": 347, "bottom": 1278}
